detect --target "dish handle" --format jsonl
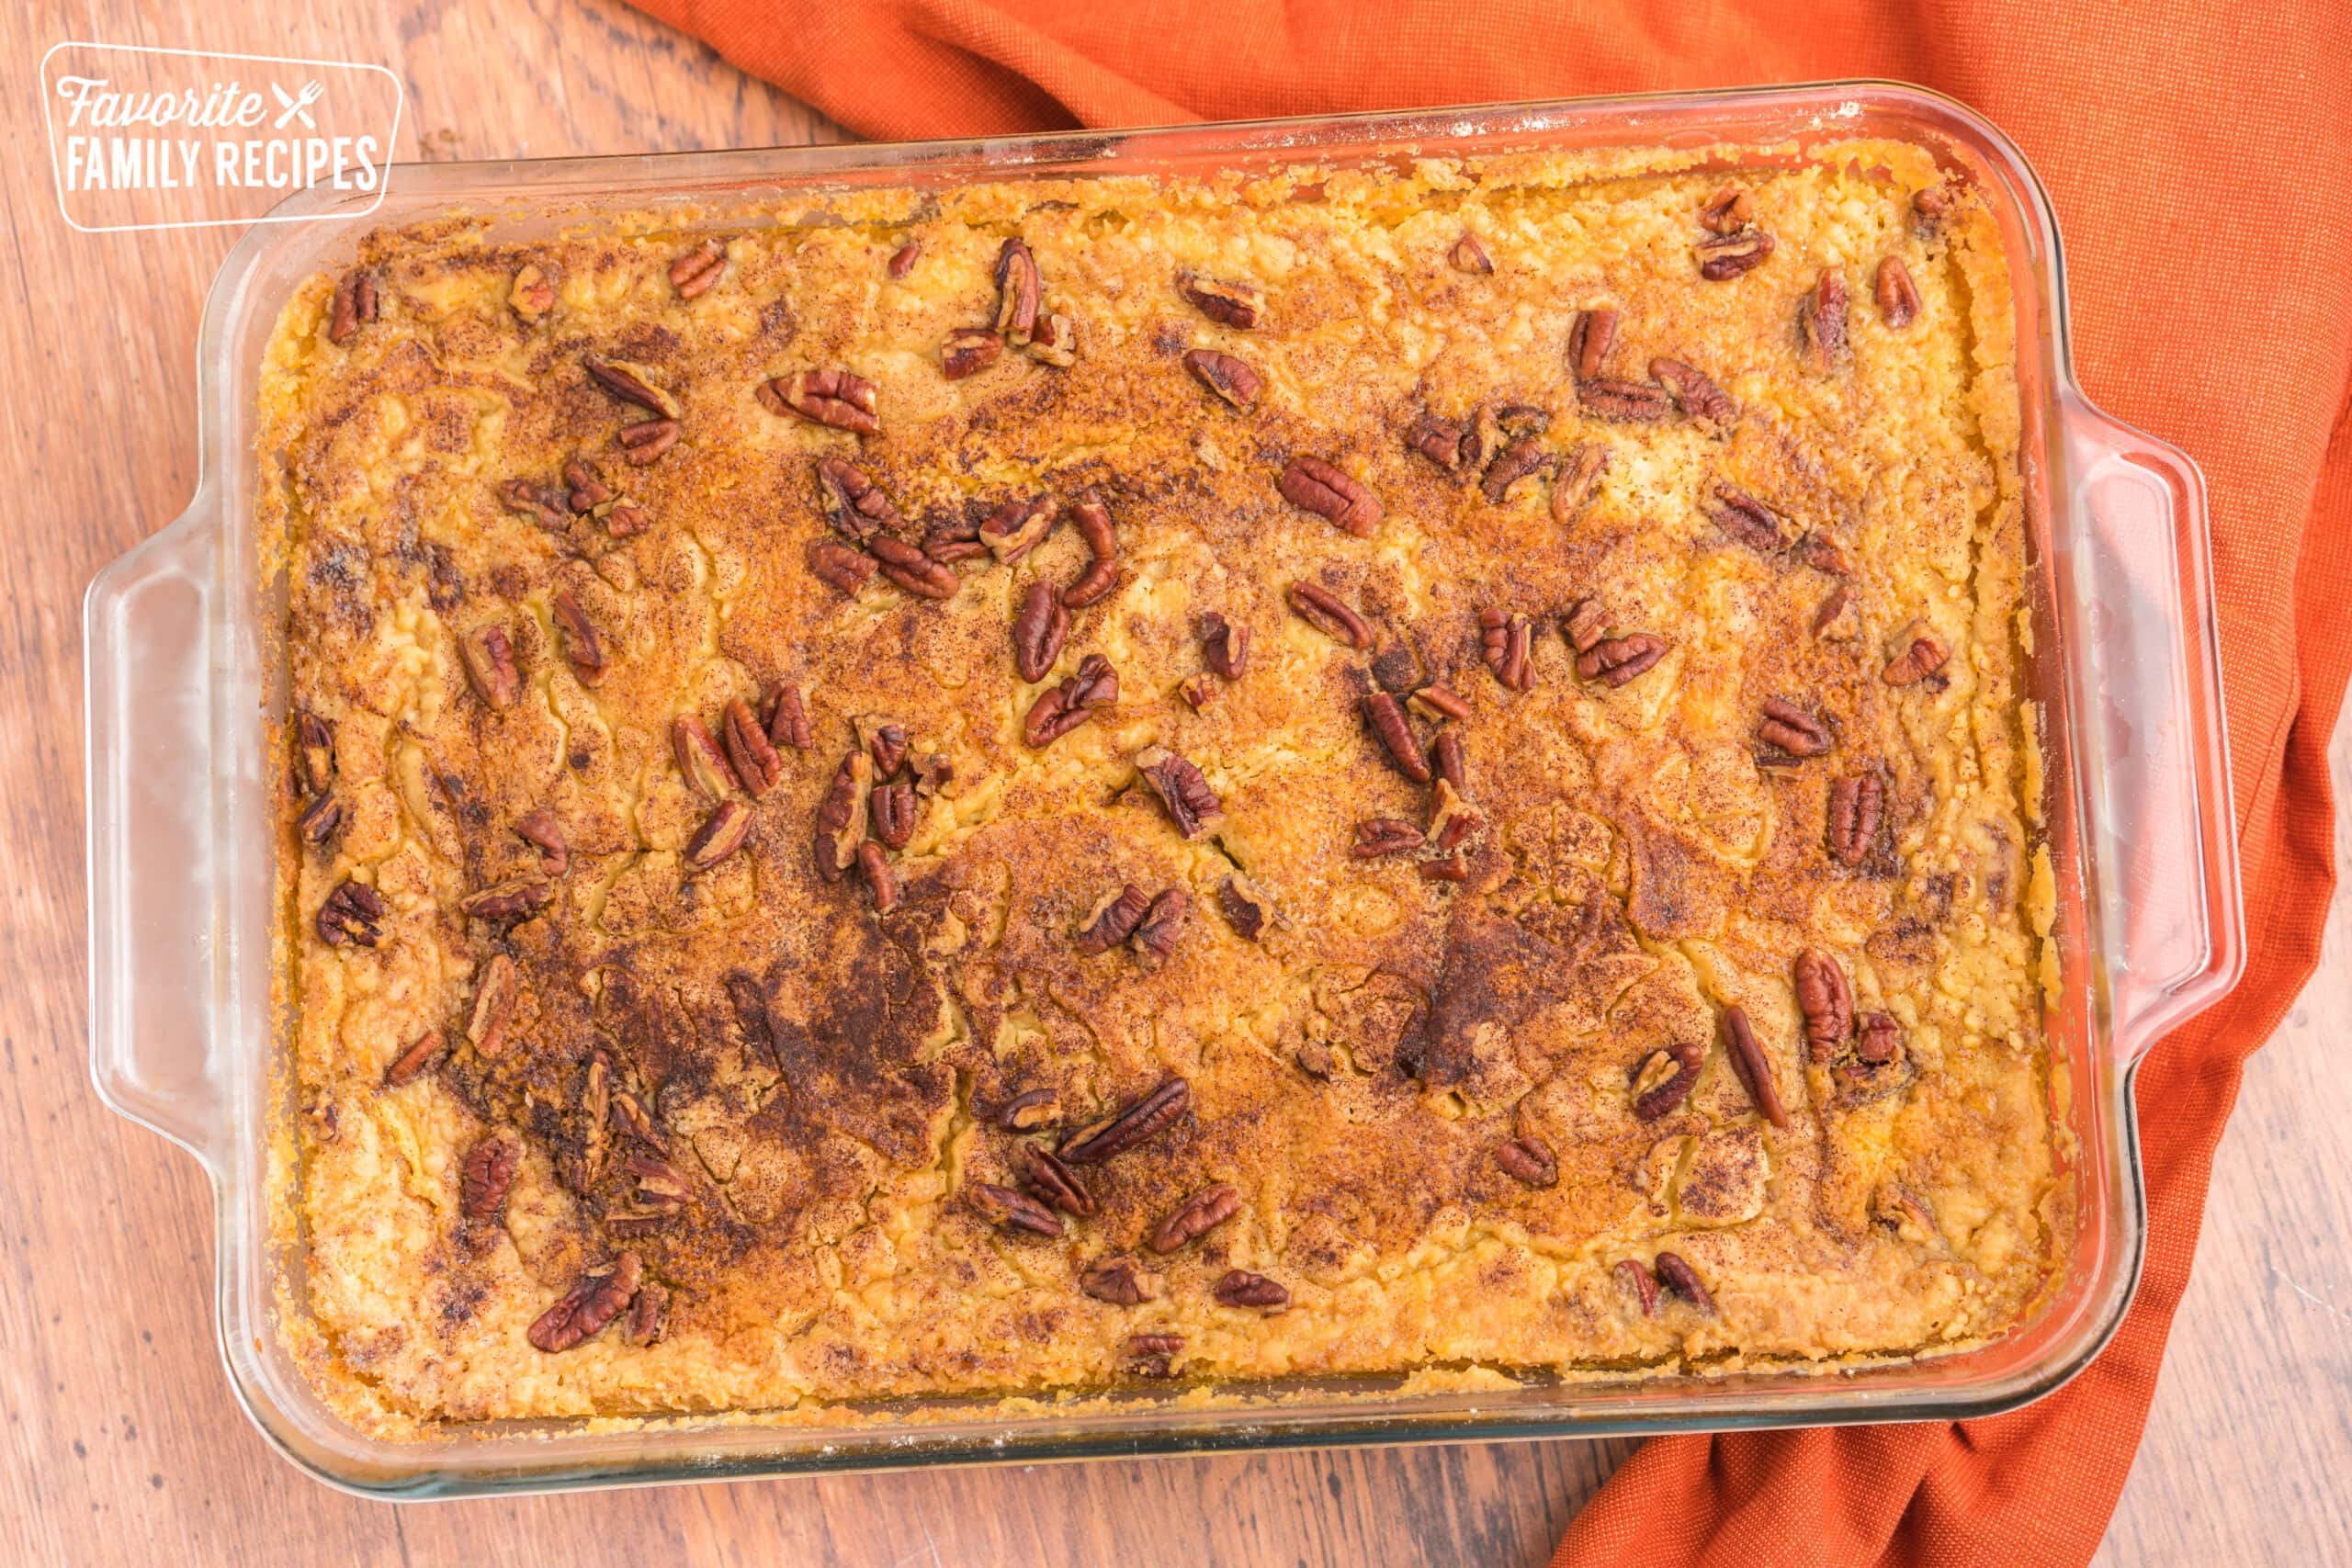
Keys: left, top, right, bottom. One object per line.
{"left": 84, "top": 504, "right": 228, "bottom": 1169}
{"left": 2060, "top": 395, "right": 2246, "bottom": 1066}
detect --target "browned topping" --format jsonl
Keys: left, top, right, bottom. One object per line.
{"left": 1076, "top": 884, "right": 1153, "bottom": 954}
{"left": 1653, "top": 1251, "right": 1716, "bottom": 1314}
{"left": 327, "top": 270, "right": 377, "bottom": 344}
{"left": 1857, "top": 1011, "right": 1902, "bottom": 1065}
{"left": 297, "top": 711, "right": 336, "bottom": 795}
{"left": 888, "top": 240, "right": 921, "bottom": 278}
{"left": 1794, "top": 949, "right": 1855, "bottom": 1063}
{"left": 458, "top": 877, "right": 555, "bottom": 922}
{"left": 1481, "top": 438, "right": 1550, "bottom": 504}
{"left": 467, "top": 952, "right": 519, "bottom": 1056}
{"left": 673, "top": 716, "right": 740, "bottom": 801}
{"left": 941, "top": 327, "right": 1003, "bottom": 380}
{"left": 1650, "top": 357, "right": 1736, "bottom": 429}
{"left": 1450, "top": 231, "right": 1495, "bottom": 274}
{"left": 1497, "top": 1135, "right": 1558, "bottom": 1188}
{"left": 669, "top": 238, "right": 726, "bottom": 299}
{"left": 1059, "top": 1077, "right": 1190, "bottom": 1165}
{"left": 1877, "top": 256, "right": 1920, "bottom": 330}
{"left": 994, "top": 238, "right": 1042, "bottom": 343}
{"left": 1633, "top": 1040, "right": 1702, "bottom": 1120}
{"left": 561, "top": 457, "right": 612, "bottom": 514}
{"left": 1568, "top": 307, "right": 1619, "bottom": 380}
{"left": 869, "top": 782, "right": 917, "bottom": 849}
{"left": 582, "top": 355, "right": 681, "bottom": 419}
{"left": 528, "top": 1253, "right": 642, "bottom": 1352}
{"left": 1362, "top": 693, "right": 1431, "bottom": 783}
{"left": 1577, "top": 378, "right": 1675, "bottom": 422}
{"left": 1697, "top": 228, "right": 1775, "bottom": 280}
{"left": 1151, "top": 1184, "right": 1240, "bottom": 1252}
{"left": 547, "top": 589, "right": 606, "bottom": 687}
{"left": 811, "top": 752, "right": 872, "bottom": 883}
{"left": 1721, "top": 1006, "right": 1789, "bottom": 1128}
{"left": 765, "top": 685, "right": 812, "bottom": 750}
{"left": 684, "top": 800, "right": 752, "bottom": 871}
{"left": 808, "top": 539, "right": 876, "bottom": 594}
{"left": 316, "top": 878, "right": 385, "bottom": 948}
{"left": 1430, "top": 729, "right": 1466, "bottom": 795}
{"left": 718, "top": 698, "right": 782, "bottom": 797}
{"left": 381, "top": 1028, "right": 449, "bottom": 1089}
{"left": 1212, "top": 1269, "right": 1289, "bottom": 1312}
{"left": 1201, "top": 612, "right": 1250, "bottom": 679}
{"left": 815, "top": 457, "right": 899, "bottom": 544}
{"left": 1758, "top": 698, "right": 1833, "bottom": 757}
{"left": 624, "top": 1283, "right": 670, "bottom": 1348}
{"left": 1800, "top": 268, "right": 1849, "bottom": 372}
{"left": 1134, "top": 745, "right": 1220, "bottom": 839}
{"left": 1882, "top": 630, "right": 1951, "bottom": 687}
{"left": 1177, "top": 270, "right": 1261, "bottom": 329}
{"left": 1080, "top": 1256, "right": 1160, "bottom": 1306}
{"left": 1479, "top": 608, "right": 1533, "bottom": 694}
{"left": 1699, "top": 185, "right": 1755, "bottom": 235}
{"left": 1125, "top": 1332, "right": 1185, "bottom": 1376}
{"left": 1182, "top": 347, "right": 1264, "bottom": 411}
{"left": 1013, "top": 578, "right": 1071, "bottom": 682}
{"left": 1577, "top": 633, "right": 1669, "bottom": 689}
{"left": 1216, "top": 874, "right": 1272, "bottom": 941}
{"left": 1409, "top": 682, "right": 1470, "bottom": 722}
{"left": 1062, "top": 490, "right": 1120, "bottom": 607}
{"left": 869, "top": 534, "right": 960, "bottom": 599}
{"left": 1132, "top": 887, "right": 1190, "bottom": 962}
{"left": 296, "top": 793, "right": 344, "bottom": 847}
{"left": 1016, "top": 1144, "right": 1096, "bottom": 1218}
{"left": 460, "top": 624, "right": 521, "bottom": 710}
{"left": 1705, "top": 482, "right": 1786, "bottom": 553}
{"left": 1279, "top": 456, "right": 1382, "bottom": 536}
{"left": 509, "top": 264, "right": 557, "bottom": 321}
{"left": 1616, "top": 1258, "right": 1661, "bottom": 1316}
{"left": 459, "top": 1134, "right": 518, "bottom": 1221}
{"left": 998, "top": 1089, "right": 1057, "bottom": 1132}
{"left": 857, "top": 840, "right": 899, "bottom": 912}
{"left": 1286, "top": 581, "right": 1372, "bottom": 649}
{"left": 1023, "top": 654, "right": 1118, "bottom": 748}
{"left": 616, "top": 417, "right": 681, "bottom": 466}
{"left": 1826, "top": 773, "right": 1884, "bottom": 866}
{"left": 764, "top": 368, "right": 881, "bottom": 434}
{"left": 1352, "top": 818, "right": 1424, "bottom": 858}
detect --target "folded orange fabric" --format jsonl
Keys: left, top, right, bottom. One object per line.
{"left": 621, "top": 2, "right": 2352, "bottom": 1560}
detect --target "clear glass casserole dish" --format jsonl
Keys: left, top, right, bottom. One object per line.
{"left": 83, "top": 82, "right": 2242, "bottom": 1497}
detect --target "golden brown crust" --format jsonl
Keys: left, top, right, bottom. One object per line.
{"left": 265, "top": 139, "right": 2059, "bottom": 1433}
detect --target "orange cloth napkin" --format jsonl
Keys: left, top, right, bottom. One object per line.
{"left": 620, "top": 2, "right": 2352, "bottom": 1559}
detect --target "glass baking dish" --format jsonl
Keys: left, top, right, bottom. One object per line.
{"left": 84, "top": 82, "right": 2242, "bottom": 1497}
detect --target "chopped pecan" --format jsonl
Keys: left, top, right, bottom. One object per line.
{"left": 1878, "top": 255, "right": 1920, "bottom": 329}
{"left": 1062, "top": 490, "right": 1119, "bottom": 607}
{"left": 460, "top": 625, "right": 522, "bottom": 710}
{"left": 381, "top": 1028, "right": 449, "bottom": 1089}
{"left": 458, "top": 877, "right": 554, "bottom": 921}
{"left": 1791, "top": 532, "right": 1853, "bottom": 576}
{"left": 815, "top": 456, "right": 900, "bottom": 543}
{"left": 1177, "top": 269, "right": 1261, "bottom": 329}
{"left": 1363, "top": 693, "right": 1430, "bottom": 783}
{"left": 561, "top": 457, "right": 613, "bottom": 513}
{"left": 1426, "top": 778, "right": 1480, "bottom": 852}
{"left": 763, "top": 368, "right": 880, "bottom": 434}
{"left": 327, "top": 270, "right": 377, "bottom": 344}
{"left": 1914, "top": 184, "right": 1955, "bottom": 223}
{"left": 1481, "top": 439, "right": 1550, "bottom": 504}
{"left": 500, "top": 477, "right": 569, "bottom": 531}
{"left": 582, "top": 355, "right": 681, "bottom": 419}
{"left": 514, "top": 808, "right": 568, "bottom": 876}
{"left": 673, "top": 716, "right": 740, "bottom": 801}
{"left": 1795, "top": 949, "right": 1856, "bottom": 1063}
{"left": 1813, "top": 583, "right": 1854, "bottom": 636}
{"left": 1132, "top": 887, "right": 1190, "bottom": 962}
{"left": 625, "top": 1282, "right": 670, "bottom": 1348}
{"left": 605, "top": 501, "right": 650, "bottom": 537}
{"left": 1449, "top": 231, "right": 1495, "bottom": 274}
{"left": 1857, "top": 1011, "right": 1902, "bottom": 1066}
{"left": 857, "top": 840, "right": 899, "bottom": 912}
{"left": 1058, "top": 1077, "right": 1190, "bottom": 1165}
{"left": 1721, "top": 1006, "right": 1789, "bottom": 1128}
{"left": 1216, "top": 874, "right": 1272, "bottom": 941}
{"left": 1800, "top": 268, "right": 1850, "bottom": 373}
{"left": 468, "top": 952, "right": 519, "bottom": 1056}
{"left": 1025, "top": 305, "right": 1077, "bottom": 366}
{"left": 1023, "top": 654, "right": 1118, "bottom": 747}
{"left": 548, "top": 589, "right": 605, "bottom": 686}
{"left": 1564, "top": 598, "right": 1609, "bottom": 654}
{"left": 1577, "top": 378, "right": 1675, "bottom": 422}
{"left": 460, "top": 1134, "right": 519, "bottom": 1221}
{"left": 1698, "top": 185, "right": 1754, "bottom": 234}
{"left": 765, "top": 685, "right": 812, "bottom": 750}
{"left": 721, "top": 697, "right": 784, "bottom": 797}
{"left": 999, "top": 1089, "right": 1057, "bottom": 1132}
{"left": 297, "top": 710, "right": 337, "bottom": 795}
{"left": 1650, "top": 357, "right": 1736, "bottom": 429}
{"left": 1285, "top": 581, "right": 1372, "bottom": 649}
{"left": 888, "top": 240, "right": 921, "bottom": 278}
{"left": 1577, "top": 633, "right": 1669, "bottom": 689}
{"left": 1013, "top": 1144, "right": 1095, "bottom": 1219}
{"left": 1826, "top": 773, "right": 1883, "bottom": 866}
{"left": 528, "top": 1253, "right": 642, "bottom": 1352}
{"left": 1134, "top": 745, "right": 1220, "bottom": 839}
{"left": 1758, "top": 698, "right": 1833, "bottom": 757}
{"left": 1408, "top": 408, "right": 1478, "bottom": 472}
{"left": 812, "top": 752, "right": 873, "bottom": 882}
{"left": 1551, "top": 443, "right": 1609, "bottom": 524}
{"left": 1212, "top": 1269, "right": 1289, "bottom": 1313}
{"left": 1183, "top": 348, "right": 1263, "bottom": 411}
{"left": 1080, "top": 1256, "right": 1161, "bottom": 1305}
{"left": 1632, "top": 1040, "right": 1703, "bottom": 1120}
{"left": 979, "top": 496, "right": 1057, "bottom": 564}
{"left": 1151, "top": 1184, "right": 1240, "bottom": 1253}
{"left": 858, "top": 714, "right": 910, "bottom": 781}
{"left": 1125, "top": 1332, "right": 1185, "bottom": 1376}
{"left": 994, "top": 238, "right": 1042, "bottom": 343}
{"left": 1652, "top": 1251, "right": 1716, "bottom": 1314}
{"left": 1279, "top": 456, "right": 1382, "bottom": 536}
{"left": 870, "top": 782, "right": 917, "bottom": 850}
{"left": 1882, "top": 629, "right": 1951, "bottom": 687}
{"left": 808, "top": 539, "right": 877, "bottom": 594}
{"left": 1479, "top": 608, "right": 1533, "bottom": 694}
{"left": 1568, "top": 307, "right": 1620, "bottom": 380}
{"left": 869, "top": 534, "right": 959, "bottom": 599}
{"left": 1410, "top": 682, "right": 1470, "bottom": 722}
{"left": 616, "top": 417, "right": 681, "bottom": 466}
{"left": 1201, "top": 612, "right": 1250, "bottom": 679}
{"left": 1077, "top": 884, "right": 1153, "bottom": 954}
{"left": 1705, "top": 482, "right": 1787, "bottom": 553}
{"left": 1696, "top": 228, "right": 1775, "bottom": 279}
{"left": 1497, "top": 1136, "right": 1558, "bottom": 1189}
{"left": 296, "top": 793, "right": 344, "bottom": 847}
{"left": 668, "top": 238, "right": 726, "bottom": 299}
{"left": 510, "top": 264, "right": 557, "bottom": 321}
{"left": 1616, "top": 1258, "right": 1662, "bottom": 1316}
{"left": 1352, "top": 818, "right": 1424, "bottom": 858}
{"left": 612, "top": 1089, "right": 665, "bottom": 1151}
{"left": 940, "top": 326, "right": 1002, "bottom": 379}
{"left": 684, "top": 799, "right": 752, "bottom": 871}
{"left": 1430, "top": 728, "right": 1466, "bottom": 795}
{"left": 316, "top": 879, "right": 384, "bottom": 948}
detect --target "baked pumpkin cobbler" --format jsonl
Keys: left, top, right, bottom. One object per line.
{"left": 263, "top": 138, "right": 2065, "bottom": 1434}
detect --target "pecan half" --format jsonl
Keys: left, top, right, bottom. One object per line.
{"left": 1857, "top": 1011, "right": 1902, "bottom": 1066}
{"left": 1077, "top": 884, "right": 1153, "bottom": 954}
{"left": 1216, "top": 874, "right": 1272, "bottom": 941}
{"left": 297, "top": 793, "right": 343, "bottom": 847}
{"left": 1183, "top": 347, "right": 1264, "bottom": 411}
{"left": 1696, "top": 228, "right": 1775, "bottom": 279}
{"left": 1652, "top": 1251, "right": 1716, "bottom": 1314}
{"left": 605, "top": 502, "right": 650, "bottom": 537}
{"left": 381, "top": 1028, "right": 449, "bottom": 1089}
{"left": 1177, "top": 270, "right": 1261, "bottom": 329}
{"left": 853, "top": 713, "right": 908, "bottom": 781}
{"left": 1568, "top": 307, "right": 1619, "bottom": 380}
{"left": 669, "top": 238, "right": 726, "bottom": 299}
{"left": 1212, "top": 1269, "right": 1289, "bottom": 1312}
{"left": 1017, "top": 1144, "right": 1096, "bottom": 1218}
{"left": 1812, "top": 583, "right": 1855, "bottom": 638}
{"left": 1133, "top": 887, "right": 1190, "bottom": 962}
{"left": 1430, "top": 729, "right": 1466, "bottom": 795}
{"left": 1616, "top": 1258, "right": 1662, "bottom": 1316}
{"left": 808, "top": 539, "right": 877, "bottom": 594}
{"left": 458, "top": 877, "right": 554, "bottom": 922}
{"left": 1062, "top": 490, "right": 1119, "bottom": 607}
{"left": 1577, "top": 633, "right": 1669, "bottom": 689}
{"left": 327, "top": 270, "right": 377, "bottom": 344}
{"left": 1795, "top": 949, "right": 1856, "bottom": 1063}
{"left": 316, "top": 879, "right": 384, "bottom": 948}
{"left": 1058, "top": 1077, "right": 1190, "bottom": 1165}
{"left": 460, "top": 625, "right": 522, "bottom": 710}
{"left": 1800, "top": 268, "right": 1849, "bottom": 373}
{"left": 812, "top": 752, "right": 873, "bottom": 882}
{"left": 1201, "top": 612, "right": 1250, "bottom": 679}
{"left": 1882, "top": 630, "right": 1951, "bottom": 687}
{"left": 468, "top": 952, "right": 519, "bottom": 1056}
{"left": 1151, "top": 1184, "right": 1240, "bottom": 1252}
{"left": 1705, "top": 482, "right": 1787, "bottom": 553}
{"left": 1449, "top": 231, "right": 1495, "bottom": 274}
{"left": 514, "top": 808, "right": 568, "bottom": 876}
{"left": 999, "top": 1089, "right": 1057, "bottom": 1132}
{"left": 673, "top": 716, "right": 740, "bottom": 801}
{"left": 1407, "top": 408, "right": 1476, "bottom": 473}
{"left": 499, "top": 478, "right": 569, "bottom": 532}
{"left": 561, "top": 457, "right": 612, "bottom": 514}
{"left": 763, "top": 368, "right": 880, "bottom": 434}
{"left": 1125, "top": 1332, "right": 1185, "bottom": 1376}
{"left": 1497, "top": 1136, "right": 1558, "bottom": 1189}
{"left": 766, "top": 685, "right": 812, "bottom": 750}
{"left": 1023, "top": 654, "right": 1118, "bottom": 747}
{"left": 1698, "top": 185, "right": 1754, "bottom": 235}
{"left": 888, "top": 240, "right": 921, "bottom": 278}
{"left": 625, "top": 1283, "right": 670, "bottom": 1348}
{"left": 1024, "top": 306, "right": 1077, "bottom": 366}
{"left": 528, "top": 1253, "right": 642, "bottom": 1352}
{"left": 1410, "top": 682, "right": 1470, "bottom": 722}
{"left": 582, "top": 355, "right": 681, "bottom": 419}
{"left": 548, "top": 589, "right": 605, "bottom": 686}
{"left": 1279, "top": 456, "right": 1382, "bottom": 536}
{"left": 1632, "top": 1040, "right": 1703, "bottom": 1120}
{"left": 1826, "top": 773, "right": 1883, "bottom": 866}
{"left": 1363, "top": 693, "right": 1431, "bottom": 783}
{"left": 1080, "top": 1256, "right": 1161, "bottom": 1306}
{"left": 1650, "top": 357, "right": 1736, "bottom": 429}
{"left": 1877, "top": 256, "right": 1920, "bottom": 329}
{"left": 857, "top": 840, "right": 899, "bottom": 912}
{"left": 1577, "top": 378, "right": 1675, "bottom": 422}
{"left": 460, "top": 1134, "right": 519, "bottom": 1221}
{"left": 816, "top": 456, "right": 900, "bottom": 543}
{"left": 994, "top": 238, "right": 1042, "bottom": 343}
{"left": 684, "top": 799, "right": 752, "bottom": 870}
{"left": 870, "top": 782, "right": 917, "bottom": 849}
{"left": 1721, "top": 1006, "right": 1790, "bottom": 1128}
{"left": 297, "top": 711, "right": 337, "bottom": 795}
{"left": 1551, "top": 443, "right": 1609, "bottom": 524}
{"left": 869, "top": 534, "right": 959, "bottom": 599}
{"left": 1479, "top": 608, "right": 1533, "bottom": 694}
{"left": 979, "top": 495, "right": 1057, "bottom": 564}
{"left": 938, "top": 325, "right": 1002, "bottom": 379}
{"left": 1286, "top": 581, "right": 1372, "bottom": 649}
{"left": 616, "top": 418, "right": 680, "bottom": 466}
{"left": 1134, "top": 745, "right": 1221, "bottom": 839}
{"left": 1352, "top": 818, "right": 1424, "bottom": 858}
{"left": 1481, "top": 438, "right": 1550, "bottom": 504}
{"left": 721, "top": 697, "right": 784, "bottom": 797}
{"left": 1758, "top": 698, "right": 1833, "bottom": 757}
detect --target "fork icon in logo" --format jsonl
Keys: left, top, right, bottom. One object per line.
{"left": 271, "top": 81, "right": 324, "bottom": 129}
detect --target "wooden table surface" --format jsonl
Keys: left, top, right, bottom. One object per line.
{"left": 6, "top": 2, "right": 2346, "bottom": 1562}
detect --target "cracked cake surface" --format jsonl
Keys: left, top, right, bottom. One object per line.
{"left": 264, "top": 137, "right": 2064, "bottom": 1435}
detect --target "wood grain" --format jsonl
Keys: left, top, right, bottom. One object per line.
{"left": 2, "top": 1, "right": 2344, "bottom": 1562}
